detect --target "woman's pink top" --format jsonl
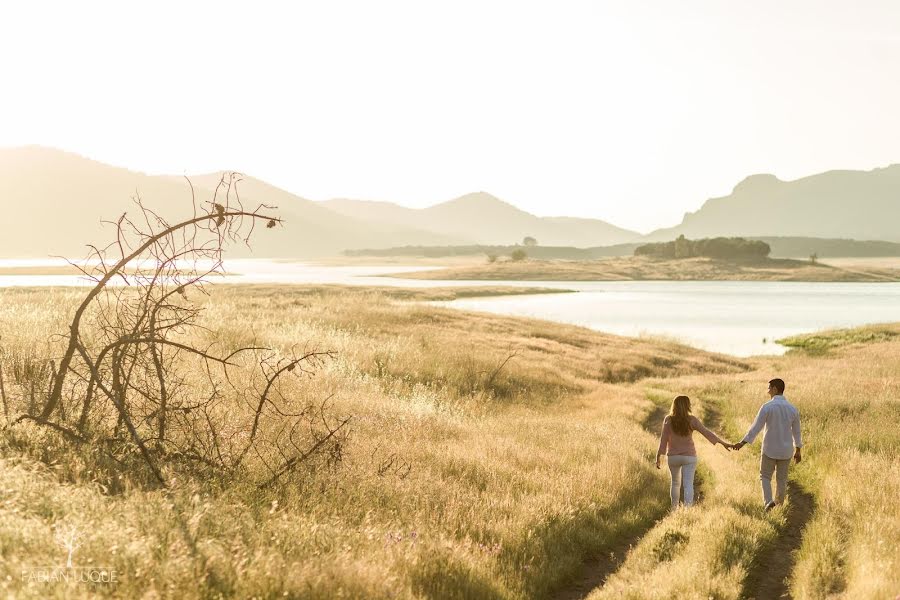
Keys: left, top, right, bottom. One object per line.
{"left": 657, "top": 415, "right": 725, "bottom": 456}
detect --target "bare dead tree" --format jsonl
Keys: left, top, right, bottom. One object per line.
{"left": 8, "top": 173, "right": 350, "bottom": 488}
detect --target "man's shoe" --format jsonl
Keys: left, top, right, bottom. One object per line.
{"left": 764, "top": 501, "right": 777, "bottom": 512}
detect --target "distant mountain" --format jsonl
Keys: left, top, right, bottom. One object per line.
{"left": 321, "top": 198, "right": 428, "bottom": 231}
{"left": 1, "top": 146, "right": 208, "bottom": 258}
{"left": 5, "top": 147, "right": 899, "bottom": 259}
{"left": 0, "top": 147, "right": 458, "bottom": 258}
{"left": 170, "top": 173, "right": 463, "bottom": 254}
{"left": 645, "top": 165, "right": 900, "bottom": 242}
{"left": 322, "top": 192, "right": 640, "bottom": 247}
{"left": 0, "top": 147, "right": 637, "bottom": 258}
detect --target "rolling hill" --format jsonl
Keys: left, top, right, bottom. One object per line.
{"left": 645, "top": 165, "right": 900, "bottom": 242}
{"left": 322, "top": 192, "right": 639, "bottom": 247}
{"left": 3, "top": 147, "right": 900, "bottom": 259}
{"left": 0, "top": 147, "right": 459, "bottom": 258}
{"left": 0, "top": 148, "right": 640, "bottom": 258}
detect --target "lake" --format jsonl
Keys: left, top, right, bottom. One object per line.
{"left": 3, "top": 259, "right": 900, "bottom": 356}
{"left": 430, "top": 280, "right": 900, "bottom": 356}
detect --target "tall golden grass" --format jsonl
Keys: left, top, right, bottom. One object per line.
{"left": 590, "top": 326, "right": 900, "bottom": 599}
{"left": 0, "top": 285, "right": 897, "bottom": 599}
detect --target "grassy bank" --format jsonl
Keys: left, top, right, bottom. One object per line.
{"left": 777, "top": 323, "right": 900, "bottom": 355}
{"left": 587, "top": 328, "right": 900, "bottom": 599}
{"left": 0, "top": 285, "right": 741, "bottom": 599}
{"left": 0, "top": 285, "right": 897, "bottom": 598}
{"left": 388, "top": 256, "right": 900, "bottom": 282}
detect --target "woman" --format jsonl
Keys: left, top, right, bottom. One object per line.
{"left": 656, "top": 395, "right": 729, "bottom": 509}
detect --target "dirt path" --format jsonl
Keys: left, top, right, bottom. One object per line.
{"left": 552, "top": 400, "right": 706, "bottom": 600}
{"left": 740, "top": 481, "right": 816, "bottom": 600}
{"left": 642, "top": 403, "right": 667, "bottom": 433}
{"left": 554, "top": 392, "right": 815, "bottom": 600}
{"left": 551, "top": 520, "right": 659, "bottom": 600}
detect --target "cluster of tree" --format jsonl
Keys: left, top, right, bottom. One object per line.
{"left": 634, "top": 235, "right": 771, "bottom": 260}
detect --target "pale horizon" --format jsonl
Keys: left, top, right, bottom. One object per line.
{"left": 2, "top": 1, "right": 899, "bottom": 233}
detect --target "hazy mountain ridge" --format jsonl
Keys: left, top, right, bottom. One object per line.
{"left": 323, "top": 192, "right": 640, "bottom": 247}
{"left": 0, "top": 147, "right": 464, "bottom": 258}
{"left": 3, "top": 147, "right": 900, "bottom": 258}
{"left": 645, "top": 165, "right": 900, "bottom": 242}
{"left": 0, "top": 147, "right": 637, "bottom": 258}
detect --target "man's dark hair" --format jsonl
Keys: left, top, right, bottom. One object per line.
{"left": 769, "top": 378, "right": 785, "bottom": 394}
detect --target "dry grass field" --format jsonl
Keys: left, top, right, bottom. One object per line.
{"left": 0, "top": 285, "right": 897, "bottom": 599}
{"left": 390, "top": 256, "right": 900, "bottom": 282}
{"left": 588, "top": 323, "right": 900, "bottom": 599}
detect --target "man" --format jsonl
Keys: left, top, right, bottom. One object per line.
{"left": 732, "top": 378, "right": 802, "bottom": 512}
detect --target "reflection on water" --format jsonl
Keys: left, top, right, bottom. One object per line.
{"left": 3, "top": 260, "right": 900, "bottom": 357}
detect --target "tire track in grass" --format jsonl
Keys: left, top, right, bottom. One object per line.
{"left": 740, "top": 481, "right": 816, "bottom": 600}
{"left": 550, "top": 518, "right": 663, "bottom": 600}
{"left": 558, "top": 386, "right": 816, "bottom": 600}
{"left": 552, "top": 394, "right": 713, "bottom": 600}
{"left": 645, "top": 391, "right": 815, "bottom": 600}
{"left": 703, "top": 392, "right": 815, "bottom": 600}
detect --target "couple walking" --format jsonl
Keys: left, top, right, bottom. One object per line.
{"left": 655, "top": 378, "right": 803, "bottom": 511}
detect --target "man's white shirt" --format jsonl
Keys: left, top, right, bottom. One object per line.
{"left": 742, "top": 395, "right": 802, "bottom": 460}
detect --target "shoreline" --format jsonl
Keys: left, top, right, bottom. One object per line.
{"left": 381, "top": 256, "right": 900, "bottom": 283}
{"left": 7, "top": 281, "right": 898, "bottom": 359}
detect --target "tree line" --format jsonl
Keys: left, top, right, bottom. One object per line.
{"left": 634, "top": 235, "right": 771, "bottom": 260}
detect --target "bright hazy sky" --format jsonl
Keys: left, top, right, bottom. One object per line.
{"left": 2, "top": 1, "right": 899, "bottom": 232}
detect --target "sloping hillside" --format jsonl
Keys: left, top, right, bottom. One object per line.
{"left": 645, "top": 165, "right": 900, "bottom": 242}
{"left": 0, "top": 147, "right": 455, "bottom": 258}
{"left": 324, "top": 192, "right": 640, "bottom": 246}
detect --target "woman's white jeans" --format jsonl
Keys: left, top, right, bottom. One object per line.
{"left": 667, "top": 455, "right": 698, "bottom": 508}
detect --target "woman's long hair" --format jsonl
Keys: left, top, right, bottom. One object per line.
{"left": 669, "top": 395, "right": 693, "bottom": 436}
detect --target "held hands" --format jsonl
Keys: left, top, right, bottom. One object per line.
{"left": 719, "top": 441, "right": 744, "bottom": 451}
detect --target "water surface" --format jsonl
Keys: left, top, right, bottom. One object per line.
{"left": 431, "top": 280, "right": 900, "bottom": 356}
{"left": 3, "top": 259, "right": 899, "bottom": 356}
